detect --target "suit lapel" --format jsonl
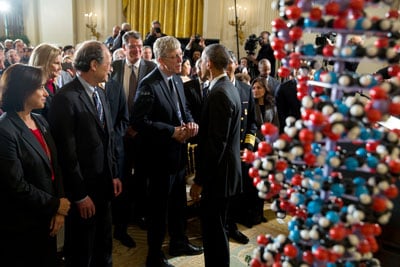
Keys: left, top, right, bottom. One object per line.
{"left": 8, "top": 112, "right": 52, "bottom": 171}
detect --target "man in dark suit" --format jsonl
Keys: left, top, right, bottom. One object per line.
{"left": 110, "top": 30, "right": 157, "bottom": 246}
{"left": 190, "top": 44, "right": 242, "bottom": 267}
{"left": 48, "top": 41, "right": 122, "bottom": 267}
{"left": 225, "top": 51, "right": 258, "bottom": 244}
{"left": 132, "top": 36, "right": 203, "bottom": 267}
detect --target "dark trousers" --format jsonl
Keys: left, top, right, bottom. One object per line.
{"left": 112, "top": 135, "right": 148, "bottom": 230}
{"left": 201, "top": 196, "right": 230, "bottom": 267}
{"left": 64, "top": 200, "right": 113, "bottom": 267}
{"left": 147, "top": 168, "right": 187, "bottom": 257}
{"left": 0, "top": 225, "right": 57, "bottom": 267}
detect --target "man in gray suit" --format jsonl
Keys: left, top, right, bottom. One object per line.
{"left": 110, "top": 30, "right": 157, "bottom": 247}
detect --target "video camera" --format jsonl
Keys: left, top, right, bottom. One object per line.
{"left": 315, "top": 32, "right": 337, "bottom": 47}
{"left": 244, "top": 34, "right": 260, "bottom": 55}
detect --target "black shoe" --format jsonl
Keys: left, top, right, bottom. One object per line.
{"left": 146, "top": 256, "right": 175, "bottom": 267}
{"left": 114, "top": 231, "right": 136, "bottom": 248}
{"left": 229, "top": 229, "right": 249, "bottom": 244}
{"left": 169, "top": 242, "right": 204, "bottom": 256}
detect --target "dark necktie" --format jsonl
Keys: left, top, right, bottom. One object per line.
{"left": 168, "top": 78, "right": 183, "bottom": 125}
{"left": 128, "top": 65, "right": 137, "bottom": 111}
{"left": 202, "top": 83, "right": 209, "bottom": 99}
{"left": 93, "top": 87, "right": 104, "bottom": 125}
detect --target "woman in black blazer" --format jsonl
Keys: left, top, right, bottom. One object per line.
{"left": 251, "top": 77, "right": 280, "bottom": 145}
{"left": 0, "top": 64, "right": 70, "bottom": 267}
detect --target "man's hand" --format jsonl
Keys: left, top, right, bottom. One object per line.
{"left": 57, "top": 197, "right": 71, "bottom": 216}
{"left": 113, "top": 178, "right": 123, "bottom": 197}
{"left": 49, "top": 214, "right": 65, "bottom": 237}
{"left": 77, "top": 197, "right": 96, "bottom": 219}
{"left": 190, "top": 183, "right": 202, "bottom": 202}
{"left": 172, "top": 126, "right": 188, "bottom": 143}
{"left": 184, "top": 122, "right": 199, "bottom": 138}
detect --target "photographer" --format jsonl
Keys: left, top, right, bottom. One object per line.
{"left": 184, "top": 34, "right": 206, "bottom": 70}
{"left": 143, "top": 20, "right": 167, "bottom": 55}
{"left": 248, "top": 31, "right": 276, "bottom": 77}
{"left": 243, "top": 34, "right": 260, "bottom": 80}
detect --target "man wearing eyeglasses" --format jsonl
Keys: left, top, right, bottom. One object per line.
{"left": 132, "top": 36, "right": 203, "bottom": 267}
{"left": 109, "top": 30, "right": 157, "bottom": 248}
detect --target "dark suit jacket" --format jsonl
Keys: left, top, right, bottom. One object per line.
{"left": 131, "top": 68, "right": 194, "bottom": 174}
{"left": 235, "top": 80, "right": 257, "bottom": 151}
{"left": 111, "top": 59, "right": 157, "bottom": 112}
{"left": 183, "top": 78, "right": 203, "bottom": 124}
{"left": 195, "top": 76, "right": 242, "bottom": 198}
{"left": 48, "top": 78, "right": 117, "bottom": 202}
{"left": 0, "top": 112, "right": 63, "bottom": 231}
{"left": 105, "top": 79, "right": 129, "bottom": 180}
{"left": 275, "top": 79, "right": 301, "bottom": 133}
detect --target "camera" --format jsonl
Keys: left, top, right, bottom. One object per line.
{"left": 194, "top": 34, "right": 201, "bottom": 43}
{"left": 244, "top": 34, "right": 259, "bottom": 55}
{"left": 315, "top": 32, "right": 337, "bottom": 47}
{"left": 154, "top": 27, "right": 161, "bottom": 34}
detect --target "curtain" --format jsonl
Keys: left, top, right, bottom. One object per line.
{"left": 122, "top": 0, "right": 203, "bottom": 38}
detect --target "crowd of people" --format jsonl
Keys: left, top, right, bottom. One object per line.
{"left": 2, "top": 20, "right": 388, "bottom": 267}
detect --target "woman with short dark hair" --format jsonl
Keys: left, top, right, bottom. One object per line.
{"left": 0, "top": 63, "right": 70, "bottom": 267}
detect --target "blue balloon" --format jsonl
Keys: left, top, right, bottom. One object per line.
{"left": 331, "top": 183, "right": 345, "bottom": 197}
{"left": 366, "top": 155, "right": 379, "bottom": 168}
{"left": 307, "top": 199, "right": 322, "bottom": 214}
{"left": 302, "top": 44, "right": 316, "bottom": 56}
{"left": 289, "top": 229, "right": 301, "bottom": 242}
{"left": 353, "top": 176, "right": 366, "bottom": 185}
{"left": 345, "top": 157, "right": 359, "bottom": 171}
{"left": 355, "top": 148, "right": 367, "bottom": 158}
{"left": 326, "top": 210, "right": 340, "bottom": 224}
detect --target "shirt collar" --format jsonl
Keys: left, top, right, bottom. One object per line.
{"left": 209, "top": 73, "right": 227, "bottom": 90}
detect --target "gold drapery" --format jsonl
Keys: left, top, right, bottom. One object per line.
{"left": 122, "top": 0, "right": 203, "bottom": 38}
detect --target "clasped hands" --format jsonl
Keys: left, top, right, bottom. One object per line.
{"left": 172, "top": 122, "right": 199, "bottom": 143}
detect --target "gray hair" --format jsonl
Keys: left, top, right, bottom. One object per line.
{"left": 73, "top": 40, "right": 106, "bottom": 72}
{"left": 153, "top": 36, "right": 181, "bottom": 60}
{"left": 122, "top": 30, "right": 142, "bottom": 45}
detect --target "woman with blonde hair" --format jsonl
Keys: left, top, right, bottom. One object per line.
{"left": 29, "top": 43, "right": 62, "bottom": 119}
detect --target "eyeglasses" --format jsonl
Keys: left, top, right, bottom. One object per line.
{"left": 163, "top": 53, "right": 183, "bottom": 60}
{"left": 127, "top": 44, "right": 143, "bottom": 50}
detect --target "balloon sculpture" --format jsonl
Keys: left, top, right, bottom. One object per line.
{"left": 248, "top": 1, "right": 400, "bottom": 266}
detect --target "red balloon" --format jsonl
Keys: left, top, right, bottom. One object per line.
{"left": 386, "top": 9, "right": 400, "bottom": 19}
{"left": 261, "top": 122, "right": 279, "bottom": 136}
{"left": 313, "top": 247, "right": 329, "bottom": 261}
{"left": 302, "top": 250, "right": 314, "bottom": 264}
{"left": 310, "top": 7, "right": 322, "bottom": 21}
{"left": 271, "top": 38, "right": 285, "bottom": 51}
{"left": 369, "top": 86, "right": 388, "bottom": 100}
{"left": 274, "top": 49, "right": 287, "bottom": 60}
{"left": 389, "top": 159, "right": 400, "bottom": 174}
{"left": 258, "top": 141, "right": 273, "bottom": 157}
{"left": 375, "top": 38, "right": 389, "bottom": 48}
{"left": 360, "top": 223, "right": 375, "bottom": 236}
{"left": 289, "top": 26, "right": 303, "bottom": 41}
{"left": 366, "top": 141, "right": 378, "bottom": 152}
{"left": 388, "top": 64, "right": 400, "bottom": 77}
{"left": 384, "top": 184, "right": 399, "bottom": 199}
{"left": 333, "top": 17, "right": 347, "bottom": 29}
{"left": 283, "top": 244, "right": 298, "bottom": 258}
{"left": 297, "top": 82, "right": 308, "bottom": 94}
{"left": 366, "top": 109, "right": 382, "bottom": 123}
{"left": 373, "top": 224, "right": 382, "bottom": 236}
{"left": 275, "top": 159, "right": 288, "bottom": 171}
{"left": 271, "top": 18, "right": 287, "bottom": 31}
{"left": 322, "top": 45, "right": 335, "bottom": 57}
{"left": 242, "top": 149, "right": 255, "bottom": 163}
{"left": 304, "top": 153, "right": 317, "bottom": 166}
{"left": 358, "top": 239, "right": 371, "bottom": 254}
{"left": 309, "top": 111, "right": 325, "bottom": 126}
{"left": 389, "top": 102, "right": 400, "bottom": 116}
{"left": 289, "top": 57, "right": 301, "bottom": 69}
{"left": 329, "top": 225, "right": 347, "bottom": 240}
{"left": 256, "top": 234, "right": 269, "bottom": 245}
{"left": 285, "top": 5, "right": 302, "bottom": 20}
{"left": 349, "top": 0, "right": 365, "bottom": 11}
{"left": 325, "top": 2, "right": 340, "bottom": 16}
{"left": 372, "top": 196, "right": 387, "bottom": 212}
{"left": 299, "top": 129, "right": 314, "bottom": 143}
{"left": 291, "top": 174, "right": 303, "bottom": 186}
{"left": 252, "top": 177, "right": 261, "bottom": 187}
{"left": 248, "top": 167, "right": 259, "bottom": 178}
{"left": 250, "top": 259, "right": 263, "bottom": 267}
{"left": 278, "top": 66, "right": 291, "bottom": 78}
